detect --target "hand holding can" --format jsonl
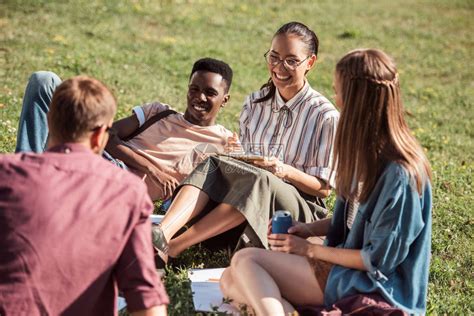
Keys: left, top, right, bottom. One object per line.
{"left": 272, "top": 210, "right": 293, "bottom": 234}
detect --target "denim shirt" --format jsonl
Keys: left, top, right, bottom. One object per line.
{"left": 324, "top": 163, "right": 432, "bottom": 315}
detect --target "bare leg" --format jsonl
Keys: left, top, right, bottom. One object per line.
{"left": 167, "top": 202, "right": 245, "bottom": 257}
{"left": 220, "top": 268, "right": 247, "bottom": 307}
{"left": 220, "top": 267, "right": 295, "bottom": 314}
{"left": 227, "top": 248, "right": 323, "bottom": 315}
{"left": 159, "top": 185, "right": 210, "bottom": 241}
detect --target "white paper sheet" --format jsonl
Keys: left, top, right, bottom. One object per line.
{"left": 118, "top": 296, "right": 127, "bottom": 311}
{"left": 188, "top": 268, "right": 239, "bottom": 314}
{"left": 117, "top": 268, "right": 239, "bottom": 314}
{"left": 150, "top": 214, "right": 164, "bottom": 224}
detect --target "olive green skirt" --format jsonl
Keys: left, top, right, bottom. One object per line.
{"left": 178, "top": 155, "right": 327, "bottom": 248}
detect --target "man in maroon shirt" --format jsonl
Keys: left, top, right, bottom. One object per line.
{"left": 0, "top": 76, "right": 168, "bottom": 315}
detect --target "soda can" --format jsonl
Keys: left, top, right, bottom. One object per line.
{"left": 272, "top": 210, "right": 293, "bottom": 234}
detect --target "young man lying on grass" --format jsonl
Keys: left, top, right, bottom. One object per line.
{"left": 15, "top": 58, "right": 234, "bottom": 202}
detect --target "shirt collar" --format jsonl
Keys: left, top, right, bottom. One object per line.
{"left": 274, "top": 81, "right": 310, "bottom": 111}
{"left": 47, "top": 143, "right": 93, "bottom": 154}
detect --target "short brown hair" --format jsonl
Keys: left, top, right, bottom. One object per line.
{"left": 48, "top": 76, "right": 116, "bottom": 142}
{"left": 333, "top": 49, "right": 431, "bottom": 202}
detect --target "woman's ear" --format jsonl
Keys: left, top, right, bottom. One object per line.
{"left": 221, "top": 94, "right": 231, "bottom": 108}
{"left": 306, "top": 54, "right": 317, "bottom": 71}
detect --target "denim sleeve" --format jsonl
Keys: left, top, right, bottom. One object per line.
{"left": 324, "top": 198, "right": 346, "bottom": 247}
{"left": 360, "top": 170, "right": 425, "bottom": 282}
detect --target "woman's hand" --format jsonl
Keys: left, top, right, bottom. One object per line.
{"left": 225, "top": 132, "right": 243, "bottom": 153}
{"left": 253, "top": 157, "right": 290, "bottom": 179}
{"left": 146, "top": 165, "right": 179, "bottom": 199}
{"left": 267, "top": 219, "right": 312, "bottom": 239}
{"left": 287, "top": 221, "right": 314, "bottom": 239}
{"left": 268, "top": 233, "right": 311, "bottom": 257}
{"left": 252, "top": 153, "right": 331, "bottom": 198}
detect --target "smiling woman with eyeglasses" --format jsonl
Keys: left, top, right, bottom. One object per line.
{"left": 152, "top": 22, "right": 339, "bottom": 271}
{"left": 236, "top": 21, "right": 339, "bottom": 239}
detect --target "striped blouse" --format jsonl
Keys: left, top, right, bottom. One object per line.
{"left": 239, "top": 81, "right": 339, "bottom": 188}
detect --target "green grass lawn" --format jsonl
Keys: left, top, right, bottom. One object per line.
{"left": 1, "top": 0, "right": 473, "bottom": 314}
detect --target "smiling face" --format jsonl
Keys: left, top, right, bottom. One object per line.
{"left": 184, "top": 70, "right": 230, "bottom": 126}
{"left": 267, "top": 33, "right": 316, "bottom": 101}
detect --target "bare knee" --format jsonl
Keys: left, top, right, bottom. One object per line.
{"left": 230, "top": 247, "right": 262, "bottom": 270}
{"left": 219, "top": 267, "right": 233, "bottom": 297}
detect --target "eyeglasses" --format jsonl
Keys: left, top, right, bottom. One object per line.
{"left": 264, "top": 51, "right": 311, "bottom": 71}
{"left": 91, "top": 125, "right": 115, "bottom": 136}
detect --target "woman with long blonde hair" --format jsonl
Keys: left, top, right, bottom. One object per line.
{"left": 220, "top": 49, "right": 432, "bottom": 315}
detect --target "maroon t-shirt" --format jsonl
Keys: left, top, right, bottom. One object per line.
{"left": 0, "top": 143, "right": 169, "bottom": 315}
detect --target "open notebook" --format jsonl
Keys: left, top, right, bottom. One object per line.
{"left": 118, "top": 268, "right": 238, "bottom": 314}
{"left": 188, "top": 268, "right": 239, "bottom": 314}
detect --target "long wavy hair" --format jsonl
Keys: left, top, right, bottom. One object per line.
{"left": 255, "top": 21, "right": 319, "bottom": 103}
{"left": 333, "top": 49, "right": 431, "bottom": 202}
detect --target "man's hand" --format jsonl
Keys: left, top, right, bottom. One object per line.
{"left": 253, "top": 157, "right": 290, "bottom": 179}
{"left": 146, "top": 166, "right": 179, "bottom": 200}
{"left": 268, "top": 233, "right": 311, "bottom": 257}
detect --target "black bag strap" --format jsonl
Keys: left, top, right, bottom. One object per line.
{"left": 124, "top": 109, "right": 177, "bottom": 141}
